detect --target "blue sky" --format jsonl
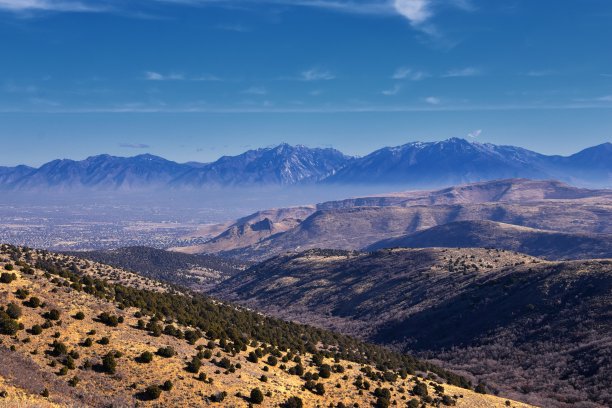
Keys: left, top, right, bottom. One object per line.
{"left": 0, "top": 0, "right": 611, "bottom": 166}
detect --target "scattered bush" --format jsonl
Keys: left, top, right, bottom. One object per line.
{"left": 138, "top": 351, "right": 153, "bottom": 363}
{"left": 144, "top": 385, "right": 161, "bottom": 400}
{"left": 250, "top": 388, "right": 264, "bottom": 404}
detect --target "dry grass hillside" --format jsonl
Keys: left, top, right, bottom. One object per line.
{"left": 367, "top": 220, "right": 612, "bottom": 260}
{"left": 174, "top": 180, "right": 612, "bottom": 261}
{"left": 213, "top": 248, "right": 612, "bottom": 408}
{"left": 0, "top": 244, "right": 530, "bottom": 408}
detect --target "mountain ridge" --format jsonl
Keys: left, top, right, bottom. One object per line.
{"left": 1, "top": 139, "right": 610, "bottom": 190}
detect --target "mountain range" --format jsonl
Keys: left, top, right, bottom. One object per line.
{"left": 0, "top": 138, "right": 610, "bottom": 190}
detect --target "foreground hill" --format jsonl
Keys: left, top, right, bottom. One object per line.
{"left": 213, "top": 248, "right": 612, "bottom": 407}
{"left": 0, "top": 244, "right": 529, "bottom": 407}
{"left": 367, "top": 220, "right": 612, "bottom": 260}
{"left": 0, "top": 139, "right": 610, "bottom": 191}
{"left": 184, "top": 179, "right": 612, "bottom": 261}
{"left": 65, "top": 246, "right": 247, "bottom": 291}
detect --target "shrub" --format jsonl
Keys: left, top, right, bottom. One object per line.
{"left": 98, "top": 312, "right": 119, "bottom": 327}
{"left": 98, "top": 337, "right": 110, "bottom": 345}
{"left": 102, "top": 353, "right": 117, "bottom": 374}
{"left": 31, "top": 325, "right": 43, "bottom": 335}
{"left": 74, "top": 311, "right": 85, "bottom": 320}
{"left": 283, "top": 396, "right": 303, "bottom": 408}
{"left": 26, "top": 297, "right": 41, "bottom": 308}
{"left": 138, "top": 351, "right": 153, "bottom": 363}
{"left": 413, "top": 382, "right": 428, "bottom": 397}
{"left": 50, "top": 341, "right": 68, "bottom": 356}
{"left": 475, "top": 383, "right": 487, "bottom": 394}
{"left": 161, "top": 380, "right": 173, "bottom": 391}
{"left": 6, "top": 303, "right": 22, "bottom": 319}
{"left": 0, "top": 316, "right": 20, "bottom": 335}
{"left": 210, "top": 391, "right": 227, "bottom": 402}
{"left": 319, "top": 364, "right": 331, "bottom": 379}
{"left": 144, "top": 385, "right": 161, "bottom": 400}
{"left": 408, "top": 399, "right": 420, "bottom": 408}
{"left": 218, "top": 357, "right": 231, "bottom": 369}
{"left": 314, "top": 382, "right": 325, "bottom": 396}
{"left": 44, "top": 309, "right": 61, "bottom": 321}
{"left": 248, "top": 351, "right": 259, "bottom": 363}
{"left": 0, "top": 272, "right": 16, "bottom": 284}
{"left": 15, "top": 288, "right": 29, "bottom": 299}
{"left": 82, "top": 338, "right": 93, "bottom": 347}
{"left": 267, "top": 355, "right": 278, "bottom": 366}
{"left": 157, "top": 346, "right": 176, "bottom": 358}
{"left": 68, "top": 376, "right": 80, "bottom": 387}
{"left": 187, "top": 356, "right": 201, "bottom": 373}
{"left": 250, "top": 388, "right": 264, "bottom": 404}
{"left": 3, "top": 264, "right": 14, "bottom": 271}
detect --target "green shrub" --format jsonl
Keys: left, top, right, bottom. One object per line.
{"left": 250, "top": 388, "right": 264, "bottom": 404}
{"left": 157, "top": 346, "right": 176, "bottom": 358}
{"left": 6, "top": 303, "right": 22, "bottom": 319}
{"left": 144, "top": 385, "right": 161, "bottom": 400}
{"left": 138, "top": 351, "right": 153, "bottom": 363}
{"left": 102, "top": 353, "right": 117, "bottom": 374}
{"left": 283, "top": 396, "right": 303, "bottom": 408}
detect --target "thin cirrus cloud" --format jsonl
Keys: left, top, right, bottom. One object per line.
{"left": 442, "top": 67, "right": 481, "bottom": 78}
{"left": 382, "top": 84, "right": 402, "bottom": 96}
{"left": 425, "top": 96, "right": 440, "bottom": 105}
{"left": 119, "top": 143, "right": 151, "bottom": 149}
{"left": 242, "top": 86, "right": 268, "bottom": 95}
{"left": 392, "top": 67, "right": 428, "bottom": 80}
{"left": 0, "top": 0, "right": 104, "bottom": 12}
{"left": 300, "top": 68, "right": 335, "bottom": 81}
{"left": 0, "top": 1, "right": 472, "bottom": 31}
{"left": 144, "top": 71, "right": 221, "bottom": 81}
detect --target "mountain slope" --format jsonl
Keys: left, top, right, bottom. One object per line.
{"left": 0, "top": 244, "right": 526, "bottom": 407}
{"left": 65, "top": 246, "right": 247, "bottom": 291}
{"left": 213, "top": 248, "right": 612, "bottom": 407}
{"left": 182, "top": 179, "right": 611, "bottom": 261}
{"left": 325, "top": 139, "right": 611, "bottom": 188}
{"left": 172, "top": 143, "right": 350, "bottom": 187}
{"left": 325, "top": 138, "right": 547, "bottom": 186}
{"left": 0, "top": 140, "right": 610, "bottom": 190}
{"left": 367, "top": 220, "right": 612, "bottom": 260}
{"left": 8, "top": 154, "right": 191, "bottom": 191}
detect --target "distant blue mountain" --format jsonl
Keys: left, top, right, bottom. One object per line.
{"left": 0, "top": 139, "right": 609, "bottom": 190}
{"left": 0, "top": 144, "right": 351, "bottom": 190}
{"left": 172, "top": 143, "right": 351, "bottom": 187}
{"left": 324, "top": 138, "right": 611, "bottom": 188}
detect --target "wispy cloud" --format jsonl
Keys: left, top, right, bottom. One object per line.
{"left": 144, "top": 71, "right": 220, "bottom": 81}
{"left": 392, "top": 0, "right": 431, "bottom": 25}
{"left": 300, "top": 68, "right": 335, "bottom": 81}
{"left": 242, "top": 86, "right": 267, "bottom": 95}
{"left": 467, "top": 129, "right": 482, "bottom": 138}
{"left": 525, "top": 70, "right": 555, "bottom": 77}
{"left": 120, "top": 143, "right": 150, "bottom": 149}
{"left": 382, "top": 84, "right": 402, "bottom": 96}
{"left": 0, "top": 0, "right": 474, "bottom": 38}
{"left": 425, "top": 96, "right": 440, "bottom": 105}
{"left": 0, "top": 0, "right": 106, "bottom": 13}
{"left": 392, "top": 67, "right": 428, "bottom": 81}
{"left": 443, "top": 67, "right": 481, "bottom": 78}
{"left": 144, "top": 71, "right": 184, "bottom": 81}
